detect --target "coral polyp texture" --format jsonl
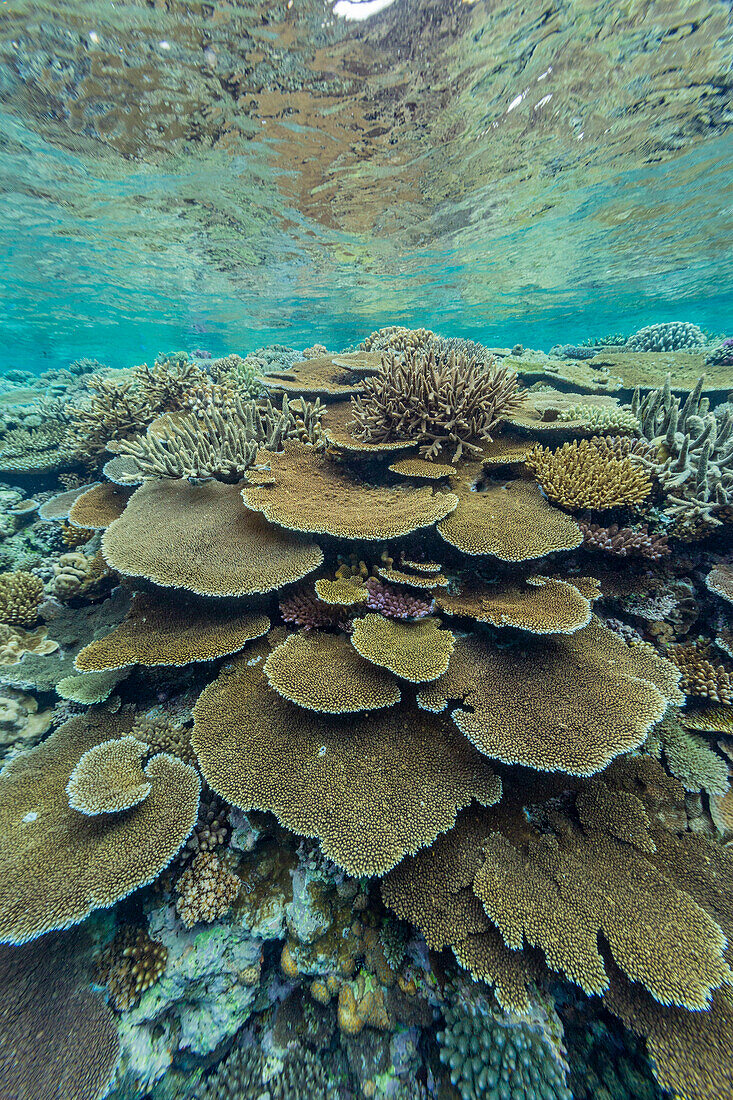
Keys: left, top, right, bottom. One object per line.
{"left": 348, "top": 348, "right": 525, "bottom": 461}
{"left": 435, "top": 576, "right": 593, "bottom": 634}
{"left": 350, "top": 614, "right": 455, "bottom": 682}
{"left": 66, "top": 736, "right": 153, "bottom": 814}
{"left": 241, "top": 440, "right": 458, "bottom": 540}
{"left": 102, "top": 478, "right": 323, "bottom": 595}
{"left": 0, "top": 570, "right": 43, "bottom": 626}
{"left": 68, "top": 482, "right": 132, "bottom": 529}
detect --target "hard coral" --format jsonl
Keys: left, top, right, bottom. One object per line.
{"left": 66, "top": 736, "right": 153, "bottom": 815}
{"left": 626, "top": 321, "right": 705, "bottom": 352}
{"left": 349, "top": 348, "right": 525, "bottom": 461}
{"left": 0, "top": 570, "right": 43, "bottom": 626}
{"left": 175, "top": 851, "right": 240, "bottom": 928}
{"left": 95, "top": 923, "right": 168, "bottom": 1010}
{"left": 667, "top": 641, "right": 733, "bottom": 704}
{"left": 365, "top": 577, "right": 434, "bottom": 619}
{"left": 579, "top": 520, "right": 670, "bottom": 560}
{"left": 350, "top": 614, "right": 455, "bottom": 682}
{"left": 526, "top": 436, "right": 652, "bottom": 510}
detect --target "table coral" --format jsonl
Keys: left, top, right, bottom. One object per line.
{"left": 350, "top": 614, "right": 455, "bottom": 682}
{"left": 66, "top": 735, "right": 153, "bottom": 814}
{"left": 67, "top": 482, "right": 132, "bottom": 530}
{"left": 435, "top": 576, "right": 593, "bottom": 635}
{"left": 191, "top": 646, "right": 501, "bottom": 876}
{"left": 348, "top": 348, "right": 525, "bottom": 461}
{"left": 0, "top": 711, "right": 200, "bottom": 944}
{"left": 241, "top": 441, "right": 458, "bottom": 541}
{"left": 102, "top": 478, "right": 323, "bottom": 596}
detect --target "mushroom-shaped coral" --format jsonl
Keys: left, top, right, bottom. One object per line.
{"left": 525, "top": 436, "right": 652, "bottom": 509}
{"left": 350, "top": 614, "right": 455, "bottom": 683}
{"left": 437, "top": 469, "right": 583, "bottom": 560}
{"left": 241, "top": 441, "right": 458, "bottom": 541}
{"left": 436, "top": 576, "right": 593, "bottom": 635}
{"left": 0, "top": 712, "right": 200, "bottom": 944}
{"left": 66, "top": 736, "right": 152, "bottom": 814}
{"left": 418, "top": 617, "right": 682, "bottom": 775}
{"left": 102, "top": 478, "right": 323, "bottom": 596}
{"left": 0, "top": 571, "right": 43, "bottom": 626}
{"left": 191, "top": 647, "right": 501, "bottom": 876}
{"left": 263, "top": 631, "right": 401, "bottom": 713}
{"left": 75, "top": 590, "right": 270, "bottom": 672}
{"left": 68, "top": 483, "right": 133, "bottom": 530}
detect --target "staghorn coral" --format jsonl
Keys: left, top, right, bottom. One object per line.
{"left": 263, "top": 631, "right": 402, "bottom": 713}
{"left": 437, "top": 980, "right": 571, "bottom": 1100}
{"left": 191, "top": 645, "right": 501, "bottom": 877}
{"left": 95, "top": 923, "right": 168, "bottom": 1011}
{"left": 632, "top": 374, "right": 733, "bottom": 529}
{"left": 75, "top": 590, "right": 269, "bottom": 672}
{"left": 526, "top": 436, "right": 652, "bottom": 510}
{"left": 68, "top": 482, "right": 132, "bottom": 529}
{"left": 66, "top": 373, "right": 154, "bottom": 459}
{"left": 579, "top": 520, "right": 670, "bottom": 560}
{"left": 241, "top": 441, "right": 458, "bottom": 541}
{"left": 437, "top": 466, "right": 583, "bottom": 560}
{"left": 101, "top": 478, "right": 323, "bottom": 597}
{"left": 0, "top": 929, "right": 120, "bottom": 1100}
{"left": 348, "top": 348, "right": 525, "bottom": 461}
{"left": 435, "top": 576, "right": 593, "bottom": 635}
{"left": 0, "top": 711, "right": 200, "bottom": 944}
{"left": 0, "top": 570, "right": 43, "bottom": 626}
{"left": 175, "top": 851, "right": 240, "bottom": 928}
{"left": 66, "top": 735, "right": 153, "bottom": 814}
{"left": 418, "top": 617, "right": 682, "bottom": 775}
{"left": 668, "top": 641, "right": 733, "bottom": 704}
{"left": 626, "top": 321, "right": 705, "bottom": 352}
{"left": 115, "top": 393, "right": 325, "bottom": 482}
{"left": 364, "top": 577, "right": 434, "bottom": 619}
{"left": 350, "top": 614, "right": 455, "bottom": 682}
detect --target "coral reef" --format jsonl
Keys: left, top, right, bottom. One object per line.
{"left": 526, "top": 436, "right": 652, "bottom": 509}
{"left": 0, "top": 570, "right": 43, "bottom": 625}
{"left": 349, "top": 348, "right": 525, "bottom": 460}
{"left": 175, "top": 851, "right": 241, "bottom": 928}
{"left": 579, "top": 520, "right": 670, "bottom": 560}
{"left": 95, "top": 923, "right": 168, "bottom": 1011}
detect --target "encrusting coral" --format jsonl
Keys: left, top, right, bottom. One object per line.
{"left": 348, "top": 347, "right": 525, "bottom": 461}
{"left": 526, "top": 436, "right": 653, "bottom": 509}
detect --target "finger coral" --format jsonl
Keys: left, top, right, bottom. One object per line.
{"left": 102, "top": 478, "right": 323, "bottom": 596}
{"left": 0, "top": 712, "right": 200, "bottom": 944}
{"left": 241, "top": 441, "right": 458, "bottom": 540}
{"left": 95, "top": 923, "right": 168, "bottom": 1010}
{"left": 364, "top": 577, "right": 434, "bottom": 619}
{"left": 191, "top": 647, "right": 501, "bottom": 876}
{"left": 350, "top": 614, "right": 455, "bottom": 682}
{"left": 526, "top": 436, "right": 652, "bottom": 509}
{"left": 175, "top": 851, "right": 240, "bottom": 928}
{"left": 0, "top": 571, "right": 43, "bottom": 626}
{"left": 579, "top": 520, "right": 670, "bottom": 560}
{"left": 348, "top": 348, "right": 525, "bottom": 461}
{"left": 668, "top": 641, "right": 733, "bottom": 704}
{"left": 75, "top": 590, "right": 270, "bottom": 672}
{"left": 418, "top": 618, "right": 681, "bottom": 775}
{"left": 263, "top": 631, "right": 401, "bottom": 713}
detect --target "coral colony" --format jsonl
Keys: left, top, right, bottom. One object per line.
{"left": 0, "top": 327, "right": 731, "bottom": 1100}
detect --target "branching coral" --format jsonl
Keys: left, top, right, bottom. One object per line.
{"left": 667, "top": 641, "right": 733, "bottom": 704}
{"left": 632, "top": 374, "right": 733, "bottom": 529}
{"left": 95, "top": 923, "right": 168, "bottom": 1010}
{"left": 526, "top": 436, "right": 652, "bottom": 510}
{"left": 115, "top": 393, "right": 325, "bottom": 482}
{"left": 175, "top": 851, "right": 240, "bottom": 928}
{"left": 0, "top": 571, "right": 43, "bottom": 625}
{"left": 579, "top": 521, "right": 670, "bottom": 560}
{"left": 364, "top": 577, "right": 434, "bottom": 619}
{"left": 348, "top": 348, "right": 525, "bottom": 461}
